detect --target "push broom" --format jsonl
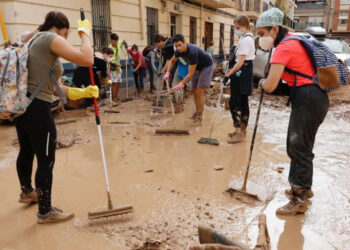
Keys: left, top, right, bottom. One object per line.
{"left": 155, "top": 79, "right": 190, "bottom": 135}
{"left": 225, "top": 49, "right": 273, "bottom": 201}
{"left": 80, "top": 9, "right": 133, "bottom": 219}
{"left": 198, "top": 37, "right": 229, "bottom": 145}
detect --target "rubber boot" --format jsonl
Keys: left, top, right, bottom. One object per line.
{"left": 285, "top": 188, "right": 314, "bottom": 199}
{"left": 228, "top": 128, "right": 245, "bottom": 144}
{"left": 37, "top": 207, "right": 74, "bottom": 224}
{"left": 19, "top": 189, "right": 38, "bottom": 204}
{"left": 276, "top": 186, "right": 309, "bottom": 216}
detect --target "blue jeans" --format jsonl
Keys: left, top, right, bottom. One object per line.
{"left": 133, "top": 67, "right": 146, "bottom": 90}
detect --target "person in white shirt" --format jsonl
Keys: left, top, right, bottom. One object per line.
{"left": 222, "top": 15, "right": 256, "bottom": 143}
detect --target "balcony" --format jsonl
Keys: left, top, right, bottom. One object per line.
{"left": 189, "top": 0, "right": 236, "bottom": 9}
{"left": 296, "top": 2, "right": 326, "bottom": 11}
{"left": 294, "top": 22, "right": 324, "bottom": 30}
{"left": 237, "top": 0, "right": 261, "bottom": 18}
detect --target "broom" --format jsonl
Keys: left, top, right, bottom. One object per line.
{"left": 225, "top": 50, "right": 273, "bottom": 202}
{"left": 79, "top": 9, "right": 133, "bottom": 219}
{"left": 155, "top": 79, "right": 190, "bottom": 135}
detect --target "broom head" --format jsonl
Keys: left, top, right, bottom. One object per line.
{"left": 198, "top": 137, "right": 219, "bottom": 145}
{"left": 88, "top": 204, "right": 133, "bottom": 219}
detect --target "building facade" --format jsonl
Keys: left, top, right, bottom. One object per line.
{"left": 294, "top": 0, "right": 327, "bottom": 31}
{"left": 0, "top": 0, "right": 264, "bottom": 55}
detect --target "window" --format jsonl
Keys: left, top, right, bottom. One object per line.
{"left": 190, "top": 17, "right": 197, "bottom": 44}
{"left": 171, "top": 15, "right": 177, "bottom": 37}
{"left": 230, "top": 25, "right": 234, "bottom": 48}
{"left": 91, "top": 0, "right": 112, "bottom": 52}
{"left": 340, "top": 0, "right": 350, "bottom": 4}
{"left": 219, "top": 23, "right": 225, "bottom": 55}
{"left": 263, "top": 2, "right": 268, "bottom": 11}
{"left": 339, "top": 18, "right": 348, "bottom": 25}
{"left": 147, "top": 7, "right": 158, "bottom": 46}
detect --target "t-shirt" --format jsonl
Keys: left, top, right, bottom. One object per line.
{"left": 109, "top": 40, "right": 123, "bottom": 73}
{"left": 162, "top": 39, "right": 175, "bottom": 62}
{"left": 73, "top": 56, "right": 107, "bottom": 88}
{"left": 174, "top": 43, "right": 213, "bottom": 71}
{"left": 127, "top": 49, "right": 146, "bottom": 68}
{"left": 207, "top": 46, "right": 215, "bottom": 58}
{"left": 27, "top": 32, "right": 63, "bottom": 103}
{"left": 235, "top": 33, "right": 255, "bottom": 61}
{"left": 271, "top": 34, "right": 315, "bottom": 87}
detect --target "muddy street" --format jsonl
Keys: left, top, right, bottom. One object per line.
{"left": 0, "top": 88, "right": 349, "bottom": 250}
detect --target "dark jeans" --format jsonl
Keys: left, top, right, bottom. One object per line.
{"left": 229, "top": 79, "right": 250, "bottom": 128}
{"left": 287, "top": 84, "right": 329, "bottom": 188}
{"left": 133, "top": 67, "right": 146, "bottom": 90}
{"left": 146, "top": 61, "right": 155, "bottom": 90}
{"left": 14, "top": 97, "right": 56, "bottom": 215}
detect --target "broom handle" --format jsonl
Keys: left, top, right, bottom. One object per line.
{"left": 208, "top": 83, "right": 224, "bottom": 139}
{"left": 108, "top": 63, "right": 112, "bottom": 106}
{"left": 165, "top": 79, "right": 176, "bottom": 128}
{"left": 81, "top": 9, "right": 112, "bottom": 208}
{"left": 0, "top": 8, "right": 9, "bottom": 43}
{"left": 241, "top": 49, "right": 272, "bottom": 191}
{"left": 122, "top": 48, "right": 129, "bottom": 98}
{"left": 208, "top": 62, "right": 229, "bottom": 138}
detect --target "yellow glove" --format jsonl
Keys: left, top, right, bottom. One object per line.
{"left": 77, "top": 19, "right": 92, "bottom": 37}
{"left": 68, "top": 86, "right": 99, "bottom": 100}
{"left": 107, "top": 80, "right": 112, "bottom": 85}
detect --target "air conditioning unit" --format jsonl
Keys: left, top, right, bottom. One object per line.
{"left": 174, "top": 3, "right": 184, "bottom": 12}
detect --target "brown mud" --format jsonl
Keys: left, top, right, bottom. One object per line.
{"left": 0, "top": 86, "right": 349, "bottom": 250}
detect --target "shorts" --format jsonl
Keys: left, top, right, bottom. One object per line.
{"left": 191, "top": 64, "right": 214, "bottom": 89}
{"left": 111, "top": 71, "right": 122, "bottom": 83}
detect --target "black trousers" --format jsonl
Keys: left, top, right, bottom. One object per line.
{"left": 229, "top": 78, "right": 250, "bottom": 128}
{"left": 146, "top": 61, "right": 155, "bottom": 90}
{"left": 287, "top": 84, "right": 329, "bottom": 188}
{"left": 14, "top": 97, "right": 56, "bottom": 215}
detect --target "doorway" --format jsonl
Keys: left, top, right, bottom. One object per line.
{"left": 204, "top": 22, "right": 213, "bottom": 50}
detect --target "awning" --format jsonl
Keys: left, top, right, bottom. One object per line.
{"left": 190, "top": 0, "right": 236, "bottom": 9}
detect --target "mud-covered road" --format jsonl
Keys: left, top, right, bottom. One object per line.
{"left": 0, "top": 86, "right": 349, "bottom": 250}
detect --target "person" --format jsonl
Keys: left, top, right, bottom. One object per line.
{"left": 154, "top": 33, "right": 184, "bottom": 112}
{"left": 206, "top": 41, "right": 215, "bottom": 64}
{"left": 256, "top": 8, "right": 329, "bottom": 215}
{"left": 73, "top": 47, "right": 114, "bottom": 109}
{"left": 165, "top": 34, "right": 214, "bottom": 126}
{"left": 108, "top": 33, "right": 127, "bottom": 101}
{"left": 127, "top": 44, "right": 147, "bottom": 94}
{"left": 222, "top": 15, "right": 256, "bottom": 143}
{"left": 14, "top": 11, "right": 98, "bottom": 223}
{"left": 143, "top": 46, "right": 157, "bottom": 93}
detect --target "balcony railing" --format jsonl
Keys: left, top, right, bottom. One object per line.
{"left": 237, "top": 0, "right": 261, "bottom": 12}
{"left": 296, "top": 2, "right": 326, "bottom": 10}
{"left": 294, "top": 22, "right": 324, "bottom": 30}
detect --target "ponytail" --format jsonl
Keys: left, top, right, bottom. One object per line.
{"left": 39, "top": 11, "right": 70, "bottom": 32}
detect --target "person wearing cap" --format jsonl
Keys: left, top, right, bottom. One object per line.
{"left": 256, "top": 8, "right": 329, "bottom": 215}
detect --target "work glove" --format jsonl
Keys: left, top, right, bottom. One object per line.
{"left": 222, "top": 76, "right": 229, "bottom": 85}
{"left": 163, "top": 72, "right": 171, "bottom": 81}
{"left": 171, "top": 82, "right": 185, "bottom": 92}
{"left": 258, "top": 79, "right": 265, "bottom": 90}
{"left": 77, "top": 19, "right": 92, "bottom": 37}
{"left": 107, "top": 80, "right": 112, "bottom": 85}
{"left": 68, "top": 86, "right": 99, "bottom": 100}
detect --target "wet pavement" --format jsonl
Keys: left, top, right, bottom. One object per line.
{"left": 0, "top": 89, "right": 349, "bottom": 250}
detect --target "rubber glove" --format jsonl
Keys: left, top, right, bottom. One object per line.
{"left": 222, "top": 76, "right": 229, "bottom": 85}
{"left": 77, "top": 19, "right": 92, "bottom": 37}
{"left": 131, "top": 69, "right": 136, "bottom": 73}
{"left": 172, "top": 82, "right": 185, "bottom": 91}
{"left": 107, "top": 80, "right": 112, "bottom": 85}
{"left": 163, "top": 71, "right": 171, "bottom": 81}
{"left": 68, "top": 86, "right": 99, "bottom": 100}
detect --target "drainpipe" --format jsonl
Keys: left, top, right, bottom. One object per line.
{"left": 139, "top": 0, "right": 144, "bottom": 41}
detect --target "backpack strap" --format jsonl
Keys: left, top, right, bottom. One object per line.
{"left": 1, "top": 51, "right": 11, "bottom": 86}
